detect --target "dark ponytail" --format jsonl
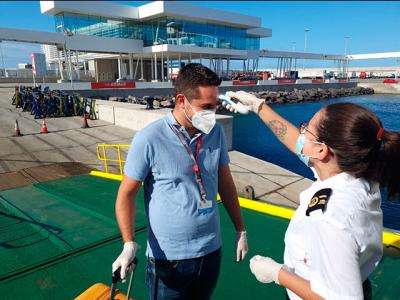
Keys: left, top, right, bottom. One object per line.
{"left": 375, "top": 129, "right": 400, "bottom": 199}
{"left": 316, "top": 102, "right": 400, "bottom": 200}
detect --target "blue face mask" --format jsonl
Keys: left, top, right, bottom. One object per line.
{"left": 296, "top": 133, "right": 325, "bottom": 167}
{"left": 296, "top": 134, "right": 310, "bottom": 166}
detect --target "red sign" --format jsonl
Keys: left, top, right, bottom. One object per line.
{"left": 91, "top": 81, "right": 136, "bottom": 89}
{"left": 277, "top": 79, "right": 296, "bottom": 84}
{"left": 312, "top": 79, "right": 324, "bottom": 84}
{"left": 383, "top": 79, "right": 399, "bottom": 84}
{"left": 232, "top": 80, "right": 257, "bottom": 86}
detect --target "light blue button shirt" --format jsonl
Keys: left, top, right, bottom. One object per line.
{"left": 124, "top": 111, "right": 230, "bottom": 260}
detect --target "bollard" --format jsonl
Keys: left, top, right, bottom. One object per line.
{"left": 144, "top": 96, "right": 154, "bottom": 110}
{"left": 243, "top": 185, "right": 255, "bottom": 200}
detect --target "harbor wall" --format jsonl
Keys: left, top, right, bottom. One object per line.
{"left": 94, "top": 100, "right": 234, "bottom": 150}
{"left": 61, "top": 82, "right": 357, "bottom": 98}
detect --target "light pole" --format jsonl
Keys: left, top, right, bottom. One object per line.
{"left": 0, "top": 41, "right": 5, "bottom": 77}
{"left": 57, "top": 24, "right": 74, "bottom": 88}
{"left": 63, "top": 28, "right": 74, "bottom": 89}
{"left": 303, "top": 28, "right": 310, "bottom": 70}
{"left": 158, "top": 38, "right": 166, "bottom": 83}
{"left": 344, "top": 36, "right": 350, "bottom": 55}
{"left": 292, "top": 41, "right": 296, "bottom": 52}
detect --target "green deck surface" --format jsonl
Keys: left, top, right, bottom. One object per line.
{"left": 0, "top": 175, "right": 399, "bottom": 299}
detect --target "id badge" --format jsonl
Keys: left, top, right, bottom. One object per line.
{"left": 198, "top": 199, "right": 213, "bottom": 214}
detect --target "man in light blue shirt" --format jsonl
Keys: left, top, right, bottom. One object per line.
{"left": 112, "top": 63, "right": 248, "bottom": 300}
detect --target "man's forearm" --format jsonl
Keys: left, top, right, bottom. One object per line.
{"left": 222, "top": 196, "right": 245, "bottom": 232}
{"left": 115, "top": 177, "right": 140, "bottom": 242}
{"left": 116, "top": 193, "right": 136, "bottom": 242}
{"left": 221, "top": 189, "right": 245, "bottom": 232}
{"left": 219, "top": 166, "right": 245, "bottom": 232}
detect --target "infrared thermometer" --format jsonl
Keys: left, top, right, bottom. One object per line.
{"left": 218, "top": 94, "right": 250, "bottom": 114}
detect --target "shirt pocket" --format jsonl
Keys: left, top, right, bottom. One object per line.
{"left": 201, "top": 146, "right": 219, "bottom": 175}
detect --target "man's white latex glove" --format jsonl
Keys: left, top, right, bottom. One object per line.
{"left": 235, "top": 231, "right": 248, "bottom": 262}
{"left": 112, "top": 241, "right": 138, "bottom": 282}
{"left": 249, "top": 255, "right": 283, "bottom": 284}
{"left": 225, "top": 91, "right": 264, "bottom": 114}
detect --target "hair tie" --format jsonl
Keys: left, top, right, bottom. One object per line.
{"left": 376, "top": 128, "right": 384, "bottom": 141}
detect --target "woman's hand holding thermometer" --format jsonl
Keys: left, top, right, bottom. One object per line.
{"left": 218, "top": 94, "right": 250, "bottom": 114}
{"left": 220, "top": 91, "right": 265, "bottom": 114}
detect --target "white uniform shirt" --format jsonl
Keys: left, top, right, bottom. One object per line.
{"left": 284, "top": 172, "right": 383, "bottom": 300}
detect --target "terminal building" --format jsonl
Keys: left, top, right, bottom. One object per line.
{"left": 3, "top": 1, "right": 396, "bottom": 84}
{"left": 39, "top": 1, "right": 272, "bottom": 82}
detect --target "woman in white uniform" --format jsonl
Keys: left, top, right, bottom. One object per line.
{"left": 223, "top": 91, "right": 400, "bottom": 300}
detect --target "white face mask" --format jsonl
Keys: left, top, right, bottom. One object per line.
{"left": 184, "top": 99, "right": 216, "bottom": 134}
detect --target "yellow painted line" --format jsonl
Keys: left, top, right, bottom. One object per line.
{"left": 89, "top": 170, "right": 400, "bottom": 249}
{"left": 383, "top": 231, "right": 400, "bottom": 249}
{"left": 238, "top": 196, "right": 295, "bottom": 220}
{"left": 90, "top": 170, "right": 123, "bottom": 181}
{"left": 96, "top": 144, "right": 131, "bottom": 147}
{"left": 238, "top": 196, "right": 399, "bottom": 249}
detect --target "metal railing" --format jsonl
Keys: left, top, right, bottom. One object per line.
{"left": 96, "top": 143, "right": 131, "bottom": 176}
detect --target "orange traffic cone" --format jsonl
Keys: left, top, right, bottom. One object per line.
{"left": 41, "top": 119, "right": 49, "bottom": 134}
{"left": 81, "top": 113, "right": 90, "bottom": 129}
{"left": 14, "top": 119, "right": 22, "bottom": 137}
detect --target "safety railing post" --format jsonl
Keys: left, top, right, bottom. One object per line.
{"left": 103, "top": 144, "right": 108, "bottom": 174}
{"left": 117, "top": 145, "right": 123, "bottom": 176}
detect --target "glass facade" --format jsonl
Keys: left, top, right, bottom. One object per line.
{"left": 55, "top": 13, "right": 142, "bottom": 39}
{"left": 55, "top": 13, "right": 261, "bottom": 50}
{"left": 246, "top": 37, "right": 261, "bottom": 50}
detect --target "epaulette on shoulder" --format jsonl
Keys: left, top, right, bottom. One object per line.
{"left": 306, "top": 188, "right": 332, "bottom": 216}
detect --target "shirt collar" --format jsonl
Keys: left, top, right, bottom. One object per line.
{"left": 300, "top": 172, "right": 355, "bottom": 206}
{"left": 166, "top": 110, "right": 202, "bottom": 142}
{"left": 315, "top": 172, "right": 355, "bottom": 188}
{"left": 166, "top": 110, "right": 179, "bottom": 125}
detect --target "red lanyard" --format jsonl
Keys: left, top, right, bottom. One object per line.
{"left": 169, "top": 124, "right": 208, "bottom": 202}
{"left": 193, "top": 135, "right": 202, "bottom": 173}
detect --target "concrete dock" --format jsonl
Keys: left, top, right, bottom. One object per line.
{"left": 0, "top": 87, "right": 134, "bottom": 189}
{"left": 0, "top": 87, "right": 311, "bottom": 208}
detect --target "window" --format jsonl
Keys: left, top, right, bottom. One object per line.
{"left": 52, "top": 13, "right": 258, "bottom": 49}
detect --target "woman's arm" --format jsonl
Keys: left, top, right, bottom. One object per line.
{"left": 278, "top": 268, "right": 324, "bottom": 300}
{"left": 250, "top": 255, "right": 324, "bottom": 300}
{"left": 225, "top": 91, "right": 299, "bottom": 153}
{"left": 250, "top": 219, "right": 364, "bottom": 299}
{"left": 257, "top": 103, "right": 300, "bottom": 153}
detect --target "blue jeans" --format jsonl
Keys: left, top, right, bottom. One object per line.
{"left": 146, "top": 248, "right": 222, "bottom": 300}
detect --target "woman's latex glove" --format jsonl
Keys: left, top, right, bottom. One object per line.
{"left": 235, "top": 231, "right": 249, "bottom": 262}
{"left": 225, "top": 91, "right": 264, "bottom": 114}
{"left": 112, "top": 241, "right": 138, "bottom": 282}
{"left": 249, "top": 255, "right": 283, "bottom": 284}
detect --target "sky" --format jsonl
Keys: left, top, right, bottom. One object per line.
{"left": 0, "top": 1, "right": 399, "bottom": 69}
